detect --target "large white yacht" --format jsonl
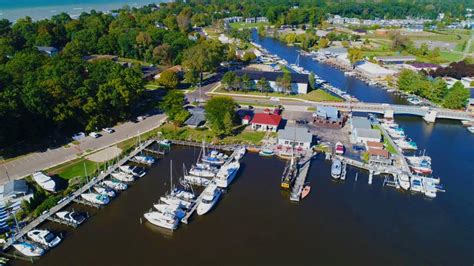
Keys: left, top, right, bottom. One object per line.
{"left": 153, "top": 203, "right": 186, "bottom": 219}
{"left": 160, "top": 195, "right": 193, "bottom": 210}
{"left": 189, "top": 163, "right": 217, "bottom": 178}
{"left": 32, "top": 172, "right": 56, "bottom": 192}
{"left": 27, "top": 229, "right": 62, "bottom": 248}
{"left": 214, "top": 161, "right": 240, "bottom": 188}
{"left": 144, "top": 211, "right": 178, "bottom": 231}
{"left": 196, "top": 183, "right": 221, "bottom": 215}
{"left": 81, "top": 193, "right": 110, "bottom": 205}
{"left": 13, "top": 242, "right": 45, "bottom": 257}
{"left": 398, "top": 173, "right": 411, "bottom": 190}
{"left": 183, "top": 175, "right": 210, "bottom": 186}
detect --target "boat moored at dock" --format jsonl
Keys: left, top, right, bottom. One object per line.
{"left": 398, "top": 173, "right": 411, "bottom": 190}
{"left": 143, "top": 211, "right": 178, "bottom": 231}
{"left": 27, "top": 229, "right": 61, "bottom": 248}
{"left": 13, "top": 242, "right": 45, "bottom": 257}
{"left": 93, "top": 185, "right": 116, "bottom": 197}
{"left": 331, "top": 159, "right": 342, "bottom": 179}
{"left": 111, "top": 171, "right": 134, "bottom": 182}
{"left": 335, "top": 142, "right": 344, "bottom": 155}
{"left": 56, "top": 211, "right": 86, "bottom": 226}
{"left": 101, "top": 180, "right": 128, "bottom": 191}
{"left": 81, "top": 193, "right": 110, "bottom": 205}
{"left": 196, "top": 183, "right": 222, "bottom": 215}
{"left": 214, "top": 161, "right": 240, "bottom": 188}
{"left": 133, "top": 155, "right": 155, "bottom": 166}
{"left": 119, "top": 165, "right": 146, "bottom": 178}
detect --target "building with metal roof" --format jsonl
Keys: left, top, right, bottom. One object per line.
{"left": 0, "top": 179, "right": 29, "bottom": 200}
{"left": 375, "top": 55, "right": 417, "bottom": 64}
{"left": 277, "top": 125, "right": 313, "bottom": 150}
{"left": 234, "top": 70, "right": 310, "bottom": 94}
{"left": 184, "top": 107, "right": 206, "bottom": 128}
{"left": 351, "top": 116, "right": 372, "bottom": 130}
{"left": 353, "top": 128, "right": 381, "bottom": 144}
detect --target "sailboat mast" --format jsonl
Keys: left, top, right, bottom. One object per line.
{"left": 170, "top": 160, "right": 173, "bottom": 192}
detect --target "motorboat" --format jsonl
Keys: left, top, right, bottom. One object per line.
{"left": 93, "top": 186, "right": 116, "bottom": 197}
{"left": 259, "top": 148, "right": 275, "bottom": 156}
{"left": 56, "top": 211, "right": 86, "bottom": 225}
{"left": 214, "top": 161, "right": 240, "bottom": 188}
{"left": 27, "top": 229, "right": 61, "bottom": 248}
{"left": 398, "top": 173, "right": 411, "bottom": 190}
{"left": 153, "top": 203, "right": 186, "bottom": 219}
{"left": 422, "top": 178, "right": 438, "bottom": 198}
{"left": 335, "top": 142, "right": 344, "bottom": 155}
{"left": 467, "top": 126, "right": 474, "bottom": 133}
{"left": 183, "top": 175, "right": 211, "bottom": 186}
{"left": 234, "top": 146, "right": 246, "bottom": 161}
{"left": 410, "top": 176, "right": 423, "bottom": 193}
{"left": 197, "top": 183, "right": 222, "bottom": 215}
{"left": 407, "top": 96, "right": 423, "bottom": 105}
{"left": 134, "top": 155, "right": 155, "bottom": 166}
{"left": 81, "top": 193, "right": 110, "bottom": 205}
{"left": 189, "top": 163, "right": 217, "bottom": 178}
{"left": 101, "top": 180, "right": 128, "bottom": 191}
{"left": 160, "top": 195, "right": 193, "bottom": 210}
{"left": 119, "top": 165, "right": 146, "bottom": 178}
{"left": 202, "top": 150, "right": 226, "bottom": 166}
{"left": 143, "top": 211, "right": 178, "bottom": 231}
{"left": 171, "top": 188, "right": 195, "bottom": 201}
{"left": 32, "top": 172, "right": 56, "bottom": 192}
{"left": 111, "top": 171, "right": 134, "bottom": 182}
{"left": 331, "top": 159, "right": 342, "bottom": 179}
{"left": 159, "top": 139, "right": 172, "bottom": 148}
{"left": 406, "top": 154, "right": 432, "bottom": 165}
{"left": 409, "top": 159, "right": 432, "bottom": 175}
{"left": 394, "top": 139, "right": 418, "bottom": 150}
{"left": 301, "top": 185, "right": 311, "bottom": 199}
{"left": 13, "top": 242, "right": 45, "bottom": 257}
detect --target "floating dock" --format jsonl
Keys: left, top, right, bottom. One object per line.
{"left": 289, "top": 153, "right": 313, "bottom": 202}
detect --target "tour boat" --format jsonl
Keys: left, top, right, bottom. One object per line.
{"left": 27, "top": 229, "right": 62, "bottom": 248}
{"left": 32, "top": 172, "right": 56, "bottom": 192}
{"left": 196, "top": 183, "right": 222, "bottom": 215}
{"left": 301, "top": 185, "right": 311, "bottom": 199}
{"left": 119, "top": 165, "right": 146, "bottom": 178}
{"left": 259, "top": 148, "right": 275, "bottom": 156}
{"left": 202, "top": 150, "right": 227, "bottom": 166}
{"left": 189, "top": 163, "right": 217, "bottom": 178}
{"left": 409, "top": 159, "right": 432, "bottom": 175}
{"left": 93, "top": 185, "right": 116, "bottom": 198}
{"left": 398, "top": 173, "right": 411, "bottom": 190}
{"left": 134, "top": 155, "right": 155, "bottom": 166}
{"left": 183, "top": 175, "right": 211, "bottom": 186}
{"left": 335, "top": 142, "right": 344, "bottom": 155}
{"left": 56, "top": 211, "right": 86, "bottom": 225}
{"left": 143, "top": 211, "right": 178, "bottom": 231}
{"left": 153, "top": 203, "right": 186, "bottom": 219}
{"left": 101, "top": 180, "right": 128, "bottom": 191}
{"left": 13, "top": 242, "right": 45, "bottom": 257}
{"left": 159, "top": 139, "right": 172, "bottom": 148}
{"left": 111, "top": 171, "right": 134, "bottom": 182}
{"left": 214, "top": 161, "right": 240, "bottom": 188}
{"left": 160, "top": 195, "right": 193, "bottom": 210}
{"left": 81, "top": 193, "right": 110, "bottom": 205}
{"left": 331, "top": 159, "right": 342, "bottom": 179}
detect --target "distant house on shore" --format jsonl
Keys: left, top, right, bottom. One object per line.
{"left": 277, "top": 126, "right": 313, "bottom": 150}
{"left": 355, "top": 61, "right": 396, "bottom": 79}
{"left": 234, "top": 70, "right": 310, "bottom": 94}
{"left": 36, "top": 46, "right": 59, "bottom": 56}
{"left": 249, "top": 112, "right": 282, "bottom": 132}
{"left": 312, "top": 106, "right": 345, "bottom": 128}
{"left": 375, "top": 55, "right": 416, "bottom": 65}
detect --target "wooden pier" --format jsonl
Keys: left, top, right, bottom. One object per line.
{"left": 46, "top": 216, "right": 78, "bottom": 228}
{"left": 144, "top": 148, "right": 166, "bottom": 156}
{"left": 290, "top": 153, "right": 313, "bottom": 202}
{"left": 170, "top": 140, "right": 241, "bottom": 152}
{"left": 72, "top": 198, "right": 102, "bottom": 209}
{"left": 3, "top": 139, "right": 157, "bottom": 251}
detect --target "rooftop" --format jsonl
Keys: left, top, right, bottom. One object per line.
{"left": 366, "top": 141, "right": 384, "bottom": 149}
{"left": 354, "top": 128, "right": 381, "bottom": 140}
{"left": 278, "top": 126, "right": 313, "bottom": 143}
{"left": 315, "top": 106, "right": 339, "bottom": 120}
{"left": 251, "top": 113, "right": 282, "bottom": 126}
{"left": 184, "top": 107, "right": 206, "bottom": 127}
{"left": 0, "top": 179, "right": 29, "bottom": 197}
{"left": 375, "top": 55, "right": 417, "bottom": 62}
{"left": 319, "top": 47, "right": 348, "bottom": 55}
{"left": 234, "top": 70, "right": 309, "bottom": 84}
{"left": 351, "top": 116, "right": 372, "bottom": 130}
{"left": 368, "top": 148, "right": 390, "bottom": 158}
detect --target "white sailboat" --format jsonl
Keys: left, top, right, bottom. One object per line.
{"left": 93, "top": 186, "right": 116, "bottom": 197}
{"left": 111, "top": 171, "right": 134, "bottom": 182}
{"left": 13, "top": 242, "right": 45, "bottom": 257}
{"left": 27, "top": 229, "right": 62, "bottom": 248}
{"left": 81, "top": 193, "right": 110, "bottom": 205}
{"left": 119, "top": 165, "right": 146, "bottom": 177}
{"left": 214, "top": 161, "right": 240, "bottom": 188}
{"left": 183, "top": 175, "right": 211, "bottom": 186}
{"left": 101, "top": 180, "right": 128, "bottom": 191}
{"left": 189, "top": 163, "right": 217, "bottom": 178}
{"left": 32, "top": 172, "right": 56, "bottom": 192}
{"left": 196, "top": 182, "right": 222, "bottom": 215}
{"left": 153, "top": 203, "right": 186, "bottom": 219}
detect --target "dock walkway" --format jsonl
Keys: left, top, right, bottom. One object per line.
{"left": 290, "top": 153, "right": 313, "bottom": 201}
{"left": 3, "top": 139, "right": 156, "bottom": 250}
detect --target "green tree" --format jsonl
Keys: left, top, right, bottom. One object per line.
{"left": 348, "top": 48, "right": 363, "bottom": 66}
{"left": 308, "top": 72, "right": 315, "bottom": 90}
{"left": 221, "top": 71, "right": 236, "bottom": 90}
{"left": 157, "top": 70, "right": 179, "bottom": 89}
{"left": 222, "top": 112, "right": 233, "bottom": 136}
{"left": 256, "top": 77, "right": 270, "bottom": 93}
{"left": 443, "top": 81, "right": 470, "bottom": 109}
{"left": 182, "top": 39, "right": 224, "bottom": 86}
{"left": 205, "top": 96, "right": 236, "bottom": 136}
{"left": 160, "top": 90, "right": 187, "bottom": 121}
{"left": 397, "top": 69, "right": 419, "bottom": 93}
{"left": 276, "top": 72, "right": 292, "bottom": 94}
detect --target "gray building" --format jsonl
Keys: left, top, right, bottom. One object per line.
{"left": 0, "top": 179, "right": 29, "bottom": 200}
{"left": 277, "top": 126, "right": 313, "bottom": 150}
{"left": 351, "top": 116, "right": 372, "bottom": 131}
{"left": 184, "top": 107, "right": 206, "bottom": 128}
{"left": 353, "top": 128, "right": 381, "bottom": 144}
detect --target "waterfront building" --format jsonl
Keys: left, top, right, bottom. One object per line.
{"left": 0, "top": 179, "right": 29, "bottom": 201}
{"left": 354, "top": 61, "right": 396, "bottom": 79}
{"left": 368, "top": 148, "right": 392, "bottom": 166}
{"left": 405, "top": 62, "right": 440, "bottom": 72}
{"left": 313, "top": 106, "right": 344, "bottom": 128}
{"left": 375, "top": 56, "right": 417, "bottom": 65}
{"left": 249, "top": 112, "right": 282, "bottom": 132}
{"left": 353, "top": 128, "right": 382, "bottom": 144}
{"left": 277, "top": 126, "right": 313, "bottom": 150}
{"left": 366, "top": 141, "right": 384, "bottom": 150}
{"left": 351, "top": 116, "right": 372, "bottom": 131}
{"left": 234, "top": 70, "right": 310, "bottom": 94}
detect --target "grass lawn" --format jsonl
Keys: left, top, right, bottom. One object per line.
{"left": 438, "top": 51, "right": 464, "bottom": 63}
{"left": 230, "top": 22, "right": 268, "bottom": 29}
{"left": 47, "top": 158, "right": 101, "bottom": 180}
{"left": 373, "top": 125, "right": 397, "bottom": 155}
{"left": 222, "top": 131, "right": 265, "bottom": 145}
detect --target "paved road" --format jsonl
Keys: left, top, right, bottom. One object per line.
{"left": 0, "top": 113, "right": 166, "bottom": 184}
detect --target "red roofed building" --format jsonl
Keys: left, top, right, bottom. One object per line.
{"left": 250, "top": 113, "right": 282, "bottom": 132}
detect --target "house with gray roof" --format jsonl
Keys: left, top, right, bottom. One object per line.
{"left": 351, "top": 116, "right": 372, "bottom": 131}
{"left": 277, "top": 126, "right": 313, "bottom": 150}
{"left": 184, "top": 107, "right": 206, "bottom": 128}
{"left": 0, "top": 179, "right": 29, "bottom": 200}
{"left": 353, "top": 128, "right": 381, "bottom": 144}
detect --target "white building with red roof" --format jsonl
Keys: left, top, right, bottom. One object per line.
{"left": 250, "top": 113, "right": 282, "bottom": 132}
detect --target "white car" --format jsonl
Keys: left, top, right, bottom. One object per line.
{"left": 137, "top": 116, "right": 146, "bottom": 121}
{"left": 89, "top": 132, "right": 101, "bottom": 138}
{"left": 270, "top": 97, "right": 280, "bottom": 101}
{"left": 102, "top": 128, "right": 115, "bottom": 134}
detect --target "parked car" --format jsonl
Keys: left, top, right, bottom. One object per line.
{"left": 137, "top": 116, "right": 146, "bottom": 121}
{"left": 89, "top": 132, "right": 101, "bottom": 138}
{"left": 102, "top": 128, "right": 115, "bottom": 134}
{"left": 72, "top": 132, "right": 85, "bottom": 141}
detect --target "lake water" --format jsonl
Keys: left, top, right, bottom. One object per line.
{"left": 10, "top": 32, "right": 474, "bottom": 265}
{"left": 0, "top": 0, "right": 162, "bottom": 22}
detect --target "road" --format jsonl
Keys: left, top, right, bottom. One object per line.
{"left": 0, "top": 113, "right": 166, "bottom": 184}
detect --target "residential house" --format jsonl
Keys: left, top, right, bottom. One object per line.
{"left": 184, "top": 107, "right": 206, "bottom": 128}
{"left": 368, "top": 148, "right": 392, "bottom": 165}
{"left": 0, "top": 179, "right": 30, "bottom": 202}
{"left": 375, "top": 55, "right": 417, "bottom": 65}
{"left": 313, "top": 106, "right": 344, "bottom": 128}
{"left": 234, "top": 70, "right": 310, "bottom": 94}
{"left": 277, "top": 126, "right": 313, "bottom": 150}
{"left": 250, "top": 112, "right": 282, "bottom": 132}
{"left": 353, "top": 128, "right": 382, "bottom": 144}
